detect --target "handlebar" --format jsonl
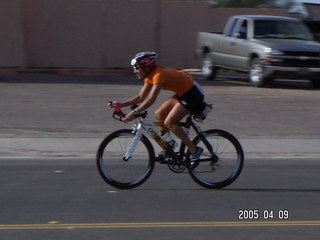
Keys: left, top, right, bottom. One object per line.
{"left": 108, "top": 101, "right": 126, "bottom": 122}
{"left": 108, "top": 101, "right": 148, "bottom": 122}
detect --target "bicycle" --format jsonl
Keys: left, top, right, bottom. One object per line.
{"left": 96, "top": 101, "right": 244, "bottom": 189}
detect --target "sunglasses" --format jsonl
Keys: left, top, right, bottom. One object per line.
{"left": 132, "top": 66, "right": 140, "bottom": 71}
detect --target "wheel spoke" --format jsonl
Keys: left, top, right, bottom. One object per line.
{"left": 96, "top": 130, "right": 155, "bottom": 189}
{"left": 188, "top": 129, "right": 244, "bottom": 189}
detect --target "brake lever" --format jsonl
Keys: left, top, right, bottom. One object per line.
{"left": 112, "top": 111, "right": 128, "bottom": 123}
{"left": 107, "top": 101, "right": 128, "bottom": 123}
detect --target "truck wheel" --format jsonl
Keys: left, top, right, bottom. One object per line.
{"left": 249, "top": 58, "right": 268, "bottom": 87}
{"left": 311, "top": 79, "right": 320, "bottom": 89}
{"left": 202, "top": 54, "right": 217, "bottom": 80}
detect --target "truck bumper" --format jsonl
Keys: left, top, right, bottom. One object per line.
{"left": 264, "top": 65, "right": 320, "bottom": 80}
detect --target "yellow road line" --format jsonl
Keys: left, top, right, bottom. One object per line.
{"left": 1, "top": 221, "right": 320, "bottom": 230}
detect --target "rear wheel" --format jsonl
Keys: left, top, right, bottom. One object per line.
{"left": 188, "top": 129, "right": 244, "bottom": 189}
{"left": 202, "top": 54, "right": 218, "bottom": 80}
{"left": 96, "top": 129, "right": 155, "bottom": 189}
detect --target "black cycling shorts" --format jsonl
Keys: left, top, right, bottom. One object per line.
{"left": 175, "top": 84, "right": 206, "bottom": 115}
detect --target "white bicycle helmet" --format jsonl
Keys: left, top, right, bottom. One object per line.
{"left": 131, "top": 52, "right": 158, "bottom": 69}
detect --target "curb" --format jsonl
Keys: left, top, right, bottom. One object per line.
{"left": 0, "top": 68, "right": 203, "bottom": 77}
{"left": 0, "top": 68, "right": 132, "bottom": 76}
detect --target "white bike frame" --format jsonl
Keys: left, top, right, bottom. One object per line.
{"left": 123, "top": 119, "right": 167, "bottom": 161}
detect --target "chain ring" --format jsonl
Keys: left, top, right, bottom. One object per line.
{"left": 167, "top": 154, "right": 188, "bottom": 173}
{"left": 168, "top": 162, "right": 187, "bottom": 173}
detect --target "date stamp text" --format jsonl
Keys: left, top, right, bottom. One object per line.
{"left": 238, "top": 209, "right": 289, "bottom": 220}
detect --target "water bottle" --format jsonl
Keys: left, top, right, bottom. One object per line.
{"left": 161, "top": 132, "right": 177, "bottom": 150}
{"left": 182, "top": 126, "right": 189, "bottom": 135}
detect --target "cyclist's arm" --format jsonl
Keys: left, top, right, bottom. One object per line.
{"left": 120, "top": 83, "right": 152, "bottom": 107}
{"left": 123, "top": 84, "right": 161, "bottom": 121}
{"left": 136, "top": 84, "right": 161, "bottom": 112}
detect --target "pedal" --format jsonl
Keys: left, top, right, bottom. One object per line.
{"left": 155, "top": 155, "right": 168, "bottom": 164}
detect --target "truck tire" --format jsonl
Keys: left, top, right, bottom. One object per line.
{"left": 249, "top": 58, "right": 269, "bottom": 87}
{"left": 201, "top": 54, "right": 218, "bottom": 80}
{"left": 311, "top": 79, "right": 320, "bottom": 89}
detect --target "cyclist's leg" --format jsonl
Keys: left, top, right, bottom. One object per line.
{"left": 164, "top": 103, "right": 197, "bottom": 154}
{"left": 155, "top": 96, "right": 178, "bottom": 132}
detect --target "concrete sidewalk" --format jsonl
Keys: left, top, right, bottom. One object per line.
{"left": 1, "top": 137, "right": 319, "bottom": 160}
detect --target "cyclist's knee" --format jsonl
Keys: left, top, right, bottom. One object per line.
{"left": 164, "top": 118, "right": 178, "bottom": 130}
{"left": 155, "top": 109, "right": 163, "bottom": 121}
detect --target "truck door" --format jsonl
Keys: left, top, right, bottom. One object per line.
{"left": 226, "top": 19, "right": 250, "bottom": 70}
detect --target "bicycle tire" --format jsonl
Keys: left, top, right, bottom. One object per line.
{"left": 96, "top": 129, "right": 155, "bottom": 189}
{"left": 188, "top": 129, "right": 244, "bottom": 189}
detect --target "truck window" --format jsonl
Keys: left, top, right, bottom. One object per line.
{"left": 254, "top": 20, "right": 314, "bottom": 40}
{"left": 226, "top": 18, "right": 239, "bottom": 36}
{"left": 238, "top": 20, "right": 248, "bottom": 39}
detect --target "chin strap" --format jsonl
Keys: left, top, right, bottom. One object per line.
{"left": 143, "top": 66, "right": 156, "bottom": 79}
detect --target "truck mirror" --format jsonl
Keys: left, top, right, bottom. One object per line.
{"left": 233, "top": 32, "right": 240, "bottom": 38}
{"left": 233, "top": 32, "right": 246, "bottom": 39}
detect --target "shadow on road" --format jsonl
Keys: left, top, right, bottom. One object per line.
{"left": 0, "top": 72, "right": 316, "bottom": 90}
{"left": 195, "top": 75, "right": 314, "bottom": 90}
{"left": 223, "top": 188, "right": 320, "bottom": 192}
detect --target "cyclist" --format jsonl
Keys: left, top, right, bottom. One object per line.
{"left": 115, "top": 52, "right": 207, "bottom": 165}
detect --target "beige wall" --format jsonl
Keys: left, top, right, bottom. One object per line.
{"left": 0, "top": 0, "right": 25, "bottom": 67}
{"left": 0, "top": 0, "right": 287, "bottom": 69}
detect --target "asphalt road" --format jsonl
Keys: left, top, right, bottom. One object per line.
{"left": 0, "top": 73, "right": 320, "bottom": 239}
{"left": 0, "top": 158, "right": 320, "bottom": 240}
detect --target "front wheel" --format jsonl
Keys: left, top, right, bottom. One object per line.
{"left": 188, "top": 129, "right": 244, "bottom": 189}
{"left": 249, "top": 58, "right": 270, "bottom": 87}
{"left": 96, "top": 129, "right": 155, "bottom": 189}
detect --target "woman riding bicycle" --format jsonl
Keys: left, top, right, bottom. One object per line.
{"left": 114, "top": 52, "right": 207, "bottom": 163}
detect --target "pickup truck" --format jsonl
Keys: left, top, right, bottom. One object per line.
{"left": 195, "top": 15, "right": 320, "bottom": 88}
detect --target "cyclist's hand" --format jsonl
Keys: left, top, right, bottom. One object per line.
{"left": 124, "top": 111, "right": 135, "bottom": 121}
{"left": 107, "top": 101, "right": 122, "bottom": 107}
